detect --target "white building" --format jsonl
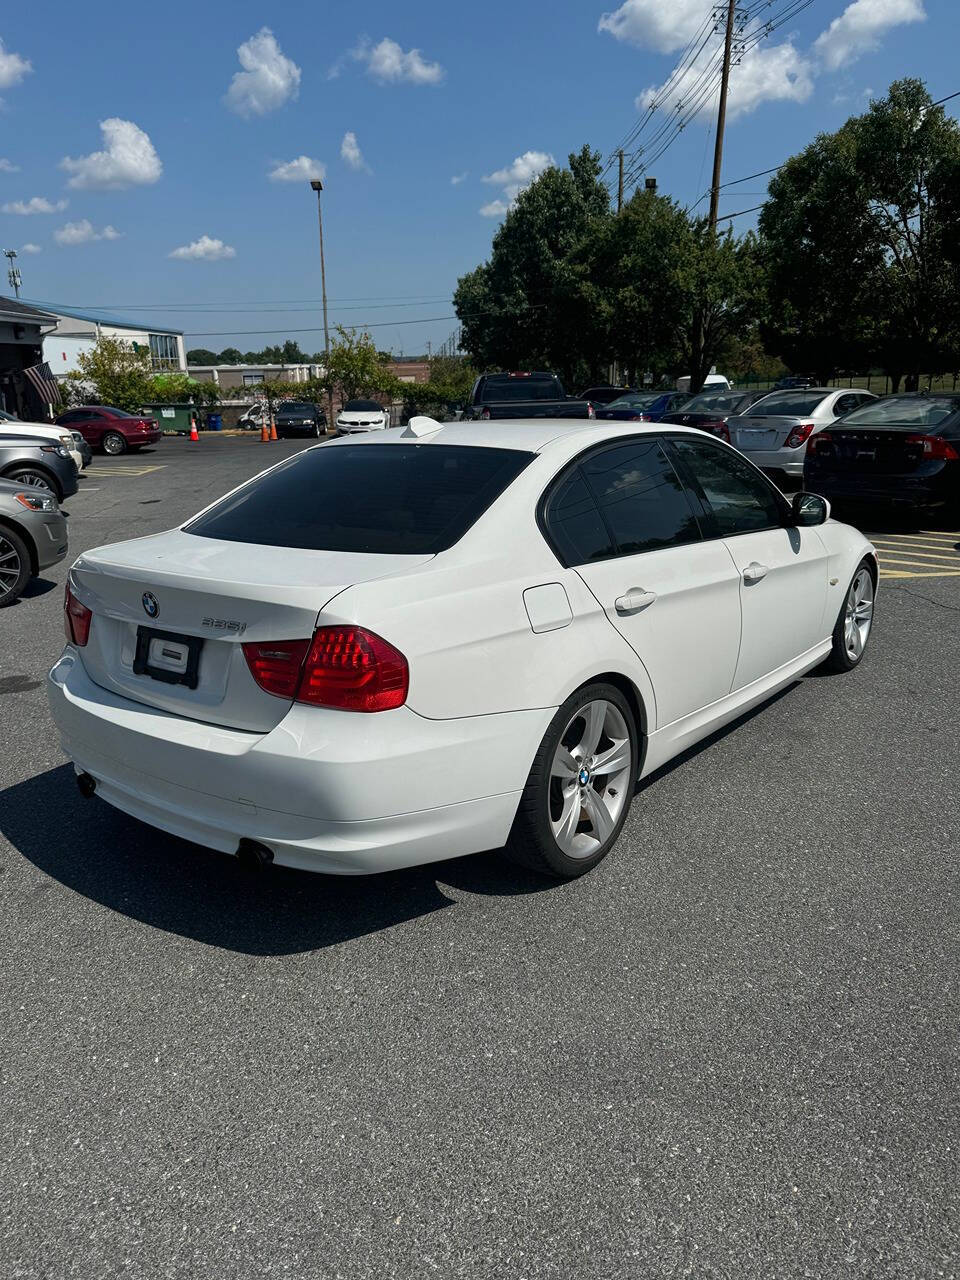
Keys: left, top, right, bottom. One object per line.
{"left": 30, "top": 302, "right": 187, "bottom": 376}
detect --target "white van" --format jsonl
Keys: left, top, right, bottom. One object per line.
{"left": 675, "top": 373, "right": 731, "bottom": 394}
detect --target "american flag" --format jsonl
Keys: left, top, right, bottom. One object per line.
{"left": 23, "top": 361, "right": 62, "bottom": 406}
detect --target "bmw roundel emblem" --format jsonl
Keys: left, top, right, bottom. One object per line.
{"left": 578, "top": 767, "right": 591, "bottom": 786}
{"left": 142, "top": 592, "right": 160, "bottom": 619}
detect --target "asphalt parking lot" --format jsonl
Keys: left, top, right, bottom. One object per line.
{"left": 2, "top": 434, "right": 959, "bottom": 1279}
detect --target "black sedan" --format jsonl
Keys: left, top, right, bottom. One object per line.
{"left": 658, "top": 388, "right": 771, "bottom": 440}
{"left": 804, "top": 393, "right": 960, "bottom": 512}
{"left": 578, "top": 384, "right": 637, "bottom": 406}
{"left": 274, "top": 401, "right": 326, "bottom": 439}
{"left": 0, "top": 432, "right": 79, "bottom": 502}
{"left": 595, "top": 391, "right": 689, "bottom": 422}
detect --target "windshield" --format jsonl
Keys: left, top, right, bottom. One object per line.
{"left": 278, "top": 402, "right": 315, "bottom": 413}
{"left": 606, "top": 394, "right": 658, "bottom": 411}
{"left": 185, "top": 444, "right": 534, "bottom": 555}
{"left": 343, "top": 399, "right": 383, "bottom": 412}
{"left": 478, "top": 377, "right": 562, "bottom": 403}
{"left": 745, "top": 390, "right": 829, "bottom": 416}
{"left": 838, "top": 396, "right": 958, "bottom": 427}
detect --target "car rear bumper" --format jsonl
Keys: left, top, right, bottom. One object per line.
{"left": 129, "top": 429, "right": 161, "bottom": 446}
{"left": 276, "top": 423, "right": 320, "bottom": 436}
{"left": 737, "top": 447, "right": 806, "bottom": 476}
{"left": 804, "top": 468, "right": 956, "bottom": 507}
{"left": 48, "top": 650, "right": 551, "bottom": 875}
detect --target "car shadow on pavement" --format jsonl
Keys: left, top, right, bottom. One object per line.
{"left": 0, "top": 765, "right": 549, "bottom": 955}
{"left": 17, "top": 576, "right": 58, "bottom": 601}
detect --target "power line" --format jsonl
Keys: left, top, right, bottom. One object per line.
{"left": 181, "top": 307, "right": 544, "bottom": 338}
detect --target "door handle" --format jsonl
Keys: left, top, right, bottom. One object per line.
{"left": 614, "top": 588, "right": 657, "bottom": 615}
{"left": 742, "top": 562, "right": 768, "bottom": 584}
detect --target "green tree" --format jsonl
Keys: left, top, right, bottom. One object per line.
{"left": 759, "top": 79, "right": 960, "bottom": 385}
{"left": 185, "top": 348, "right": 219, "bottom": 365}
{"left": 324, "top": 326, "right": 400, "bottom": 402}
{"left": 67, "top": 336, "right": 154, "bottom": 412}
{"left": 453, "top": 145, "right": 610, "bottom": 386}
{"left": 681, "top": 224, "right": 761, "bottom": 394}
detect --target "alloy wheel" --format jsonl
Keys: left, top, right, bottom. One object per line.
{"left": 548, "top": 699, "right": 633, "bottom": 859}
{"left": 843, "top": 567, "right": 874, "bottom": 661}
{"left": 8, "top": 468, "right": 53, "bottom": 494}
{"left": 0, "top": 532, "right": 23, "bottom": 602}
{"left": 102, "top": 432, "right": 126, "bottom": 455}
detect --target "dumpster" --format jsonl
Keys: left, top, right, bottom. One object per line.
{"left": 207, "top": 412, "right": 223, "bottom": 431}
{"left": 143, "top": 403, "right": 196, "bottom": 435}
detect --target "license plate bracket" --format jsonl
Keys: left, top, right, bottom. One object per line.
{"left": 133, "top": 626, "right": 202, "bottom": 689}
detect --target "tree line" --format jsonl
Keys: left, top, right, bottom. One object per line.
{"left": 453, "top": 80, "right": 960, "bottom": 394}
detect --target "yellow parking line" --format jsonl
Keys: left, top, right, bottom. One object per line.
{"left": 881, "top": 569, "right": 960, "bottom": 578}
{"left": 92, "top": 464, "right": 166, "bottom": 477}
{"left": 919, "top": 529, "right": 960, "bottom": 537}
{"left": 876, "top": 556, "right": 960, "bottom": 570}
{"left": 872, "top": 546, "right": 960, "bottom": 562}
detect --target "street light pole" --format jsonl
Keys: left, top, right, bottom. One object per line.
{"left": 310, "top": 179, "right": 334, "bottom": 431}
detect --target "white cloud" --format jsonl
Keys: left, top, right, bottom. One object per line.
{"left": 269, "top": 155, "right": 325, "bottom": 182}
{"left": 0, "top": 38, "right": 31, "bottom": 90}
{"left": 450, "top": 171, "right": 468, "bottom": 185}
{"left": 340, "top": 131, "right": 370, "bottom": 172}
{"left": 60, "top": 118, "right": 162, "bottom": 190}
{"left": 479, "top": 199, "right": 511, "bottom": 218}
{"left": 54, "top": 220, "right": 122, "bottom": 246}
{"left": 814, "top": 0, "right": 925, "bottom": 71}
{"left": 636, "top": 37, "right": 813, "bottom": 122}
{"left": 225, "top": 27, "right": 300, "bottom": 116}
{"left": 2, "top": 196, "right": 68, "bottom": 215}
{"left": 351, "top": 37, "right": 445, "bottom": 85}
{"left": 0, "top": 158, "right": 19, "bottom": 173}
{"left": 598, "top": 0, "right": 709, "bottom": 53}
{"left": 478, "top": 150, "right": 555, "bottom": 216}
{"left": 169, "top": 235, "right": 236, "bottom": 261}
{"left": 20, "top": 243, "right": 41, "bottom": 254}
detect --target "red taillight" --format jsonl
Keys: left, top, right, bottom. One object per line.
{"left": 480, "top": 407, "right": 491, "bottom": 421}
{"left": 242, "top": 638, "right": 311, "bottom": 698}
{"left": 587, "top": 403, "right": 595, "bottom": 419}
{"left": 243, "top": 626, "right": 408, "bottom": 712}
{"left": 703, "top": 419, "right": 730, "bottom": 442}
{"left": 298, "top": 627, "right": 408, "bottom": 712}
{"left": 905, "top": 433, "right": 959, "bottom": 460}
{"left": 807, "top": 432, "right": 832, "bottom": 455}
{"left": 784, "top": 422, "right": 816, "bottom": 449}
{"left": 64, "top": 581, "right": 92, "bottom": 647}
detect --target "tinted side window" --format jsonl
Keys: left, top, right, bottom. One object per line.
{"left": 580, "top": 440, "right": 702, "bottom": 556}
{"left": 542, "top": 469, "right": 614, "bottom": 565}
{"left": 834, "top": 394, "right": 859, "bottom": 415}
{"left": 672, "top": 439, "right": 783, "bottom": 537}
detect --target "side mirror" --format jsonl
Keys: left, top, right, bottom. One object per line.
{"left": 792, "top": 491, "right": 830, "bottom": 526}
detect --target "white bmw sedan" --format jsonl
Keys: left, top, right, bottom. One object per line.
{"left": 48, "top": 419, "right": 876, "bottom": 880}
{"left": 335, "top": 398, "right": 390, "bottom": 435}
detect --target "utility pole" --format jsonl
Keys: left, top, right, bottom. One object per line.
{"left": 617, "top": 150, "right": 624, "bottom": 213}
{"left": 310, "top": 179, "right": 335, "bottom": 430}
{"left": 4, "top": 249, "right": 21, "bottom": 298}
{"left": 707, "top": 0, "right": 737, "bottom": 233}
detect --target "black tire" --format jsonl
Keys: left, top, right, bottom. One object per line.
{"left": 102, "top": 431, "right": 127, "bottom": 455}
{"left": 822, "top": 556, "right": 876, "bottom": 672}
{"left": 504, "top": 681, "right": 639, "bottom": 879}
{"left": 2, "top": 466, "right": 62, "bottom": 502}
{"left": 0, "top": 525, "right": 32, "bottom": 607}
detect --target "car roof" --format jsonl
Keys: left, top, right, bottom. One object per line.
{"left": 334, "top": 419, "right": 713, "bottom": 454}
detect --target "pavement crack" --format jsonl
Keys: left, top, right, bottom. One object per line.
{"left": 889, "top": 584, "right": 960, "bottom": 613}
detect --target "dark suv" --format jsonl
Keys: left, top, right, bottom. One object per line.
{"left": 275, "top": 401, "right": 326, "bottom": 439}
{"left": 56, "top": 406, "right": 161, "bottom": 455}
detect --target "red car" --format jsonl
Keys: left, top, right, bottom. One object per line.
{"left": 55, "top": 405, "right": 161, "bottom": 456}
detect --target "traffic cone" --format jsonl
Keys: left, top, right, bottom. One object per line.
{"left": 189, "top": 414, "right": 199, "bottom": 444}
{"left": 260, "top": 419, "right": 270, "bottom": 443}
{"left": 269, "top": 416, "right": 278, "bottom": 442}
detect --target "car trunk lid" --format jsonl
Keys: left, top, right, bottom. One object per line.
{"left": 810, "top": 425, "right": 953, "bottom": 473}
{"left": 70, "top": 529, "right": 432, "bottom": 731}
{"left": 728, "top": 414, "right": 806, "bottom": 451}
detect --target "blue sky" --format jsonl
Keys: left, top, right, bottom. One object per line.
{"left": 0, "top": 0, "right": 954, "bottom": 357}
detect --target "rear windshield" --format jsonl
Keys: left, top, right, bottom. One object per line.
{"left": 478, "top": 377, "right": 562, "bottom": 403}
{"left": 745, "top": 391, "right": 828, "bottom": 416}
{"left": 343, "top": 399, "right": 382, "bottom": 412}
{"left": 682, "top": 391, "right": 743, "bottom": 413}
{"left": 185, "top": 443, "right": 534, "bottom": 554}
{"left": 838, "top": 396, "right": 958, "bottom": 427}
{"left": 606, "top": 394, "right": 658, "bottom": 410}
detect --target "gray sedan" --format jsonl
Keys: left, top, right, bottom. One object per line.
{"left": 726, "top": 387, "right": 877, "bottom": 481}
{"left": 0, "top": 477, "right": 69, "bottom": 606}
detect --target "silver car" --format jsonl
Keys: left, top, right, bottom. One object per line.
{"left": 0, "top": 477, "right": 69, "bottom": 606}
{"left": 726, "top": 387, "right": 877, "bottom": 480}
